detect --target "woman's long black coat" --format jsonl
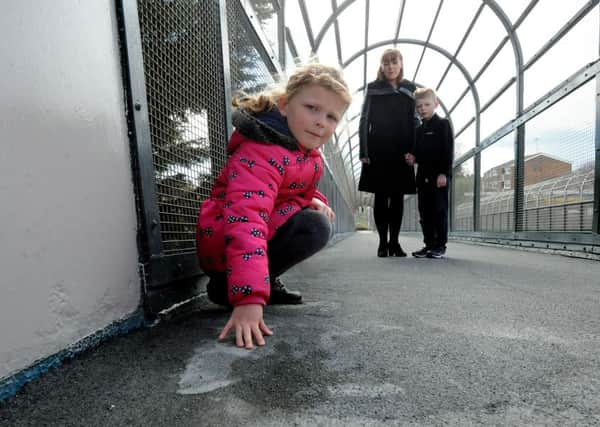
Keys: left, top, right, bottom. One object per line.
{"left": 357, "top": 79, "right": 417, "bottom": 195}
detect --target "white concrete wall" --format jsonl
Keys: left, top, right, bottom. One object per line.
{"left": 0, "top": 1, "right": 141, "bottom": 380}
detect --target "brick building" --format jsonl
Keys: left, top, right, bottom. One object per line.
{"left": 482, "top": 153, "right": 572, "bottom": 192}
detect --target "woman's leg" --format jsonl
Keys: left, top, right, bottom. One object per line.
{"left": 387, "top": 194, "right": 406, "bottom": 256}
{"left": 373, "top": 193, "right": 389, "bottom": 256}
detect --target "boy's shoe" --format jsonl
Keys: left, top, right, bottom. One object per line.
{"left": 269, "top": 277, "right": 303, "bottom": 305}
{"left": 427, "top": 246, "right": 446, "bottom": 259}
{"left": 412, "top": 246, "right": 431, "bottom": 258}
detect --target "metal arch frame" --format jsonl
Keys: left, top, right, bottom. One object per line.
{"left": 238, "top": 0, "right": 283, "bottom": 74}
{"left": 481, "top": 0, "right": 525, "bottom": 232}
{"left": 338, "top": 117, "right": 358, "bottom": 192}
{"left": 117, "top": 0, "right": 235, "bottom": 313}
{"left": 312, "top": 0, "right": 523, "bottom": 69}
{"left": 595, "top": 18, "right": 600, "bottom": 235}
{"left": 306, "top": 0, "right": 527, "bottom": 232}
{"left": 435, "top": 3, "right": 485, "bottom": 93}
{"left": 350, "top": 84, "right": 453, "bottom": 122}
{"left": 341, "top": 39, "right": 481, "bottom": 179}
{"left": 298, "top": 0, "right": 316, "bottom": 52}
{"left": 448, "top": 0, "right": 598, "bottom": 157}
{"left": 411, "top": 0, "right": 444, "bottom": 82}
{"left": 330, "top": 0, "right": 343, "bottom": 65}
{"left": 339, "top": 90, "right": 453, "bottom": 185}
{"left": 336, "top": 89, "right": 452, "bottom": 198}
{"left": 328, "top": 132, "right": 357, "bottom": 204}
{"left": 286, "top": 0, "right": 600, "bottom": 238}
{"left": 448, "top": 1, "right": 595, "bottom": 138}
{"left": 313, "top": 0, "right": 359, "bottom": 57}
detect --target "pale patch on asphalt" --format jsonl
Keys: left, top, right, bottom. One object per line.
{"left": 328, "top": 382, "right": 405, "bottom": 398}
{"left": 318, "top": 326, "right": 363, "bottom": 348}
{"left": 482, "top": 325, "right": 569, "bottom": 345}
{"left": 300, "top": 300, "right": 342, "bottom": 318}
{"left": 376, "top": 324, "right": 406, "bottom": 332}
{"left": 421, "top": 318, "right": 571, "bottom": 345}
{"left": 177, "top": 341, "right": 274, "bottom": 394}
{"left": 258, "top": 414, "right": 386, "bottom": 427}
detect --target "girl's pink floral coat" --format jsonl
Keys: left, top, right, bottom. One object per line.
{"left": 196, "top": 109, "right": 328, "bottom": 307}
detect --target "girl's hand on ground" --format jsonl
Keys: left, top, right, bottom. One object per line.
{"left": 218, "top": 304, "right": 273, "bottom": 349}
{"left": 310, "top": 197, "right": 336, "bottom": 222}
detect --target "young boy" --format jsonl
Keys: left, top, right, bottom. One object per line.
{"left": 405, "top": 88, "right": 454, "bottom": 259}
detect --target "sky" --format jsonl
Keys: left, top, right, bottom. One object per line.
{"left": 257, "top": 0, "right": 599, "bottom": 177}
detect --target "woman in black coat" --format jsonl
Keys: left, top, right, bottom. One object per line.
{"left": 358, "top": 48, "right": 416, "bottom": 257}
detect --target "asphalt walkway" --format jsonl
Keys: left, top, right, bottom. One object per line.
{"left": 1, "top": 232, "right": 599, "bottom": 426}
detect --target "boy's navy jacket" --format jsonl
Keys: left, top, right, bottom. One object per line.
{"left": 414, "top": 113, "right": 454, "bottom": 185}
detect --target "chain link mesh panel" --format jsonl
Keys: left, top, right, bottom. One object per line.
{"left": 227, "top": 0, "right": 276, "bottom": 96}
{"left": 226, "top": 0, "right": 355, "bottom": 233}
{"left": 452, "top": 159, "right": 475, "bottom": 231}
{"left": 521, "top": 81, "right": 596, "bottom": 232}
{"left": 136, "top": 0, "right": 228, "bottom": 256}
{"left": 479, "top": 132, "right": 515, "bottom": 232}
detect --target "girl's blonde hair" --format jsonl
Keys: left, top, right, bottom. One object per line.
{"left": 376, "top": 48, "right": 404, "bottom": 84}
{"left": 233, "top": 63, "right": 351, "bottom": 113}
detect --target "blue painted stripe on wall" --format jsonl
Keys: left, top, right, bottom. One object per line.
{"left": 0, "top": 310, "right": 147, "bottom": 402}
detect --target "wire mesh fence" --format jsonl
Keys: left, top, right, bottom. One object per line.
{"left": 137, "top": 0, "right": 228, "bottom": 256}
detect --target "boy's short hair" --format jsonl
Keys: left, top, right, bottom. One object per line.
{"left": 414, "top": 87, "right": 438, "bottom": 102}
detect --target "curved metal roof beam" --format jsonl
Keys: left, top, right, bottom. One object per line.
{"left": 311, "top": 0, "right": 523, "bottom": 128}
{"left": 412, "top": 0, "right": 444, "bottom": 81}
{"left": 342, "top": 38, "right": 480, "bottom": 121}
{"left": 306, "top": 0, "right": 529, "bottom": 196}
{"left": 338, "top": 85, "right": 454, "bottom": 181}
{"left": 314, "top": 0, "right": 522, "bottom": 78}
{"left": 338, "top": 81, "right": 452, "bottom": 139}
{"left": 330, "top": 0, "right": 343, "bottom": 64}
{"left": 481, "top": 0, "right": 524, "bottom": 114}
{"left": 314, "top": 0, "right": 357, "bottom": 51}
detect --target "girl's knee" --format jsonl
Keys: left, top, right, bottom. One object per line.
{"left": 302, "top": 210, "right": 332, "bottom": 248}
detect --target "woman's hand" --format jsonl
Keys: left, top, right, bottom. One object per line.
{"left": 360, "top": 157, "right": 370, "bottom": 165}
{"left": 310, "top": 197, "right": 336, "bottom": 222}
{"left": 218, "top": 304, "right": 273, "bottom": 349}
{"left": 437, "top": 174, "right": 447, "bottom": 188}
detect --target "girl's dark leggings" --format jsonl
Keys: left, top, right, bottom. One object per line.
{"left": 209, "top": 208, "right": 331, "bottom": 287}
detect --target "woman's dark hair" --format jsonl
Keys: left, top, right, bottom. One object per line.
{"left": 376, "top": 48, "right": 404, "bottom": 85}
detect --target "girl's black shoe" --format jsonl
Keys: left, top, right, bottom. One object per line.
{"left": 269, "top": 277, "right": 303, "bottom": 304}
{"left": 388, "top": 243, "right": 407, "bottom": 257}
{"left": 377, "top": 242, "right": 388, "bottom": 257}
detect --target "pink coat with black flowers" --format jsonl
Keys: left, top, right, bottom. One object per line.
{"left": 196, "top": 130, "right": 328, "bottom": 307}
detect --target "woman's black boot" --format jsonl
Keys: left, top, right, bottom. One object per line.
{"left": 377, "top": 242, "right": 388, "bottom": 257}
{"left": 388, "top": 243, "right": 407, "bottom": 257}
